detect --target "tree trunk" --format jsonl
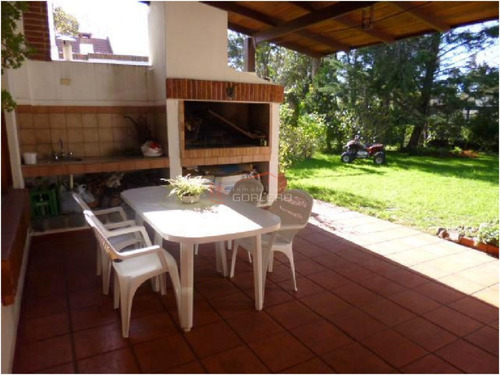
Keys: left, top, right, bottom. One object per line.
{"left": 406, "top": 33, "right": 441, "bottom": 150}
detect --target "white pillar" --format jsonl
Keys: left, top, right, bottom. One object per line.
{"left": 268, "top": 102, "right": 280, "bottom": 202}
{"left": 2, "top": 72, "right": 24, "bottom": 188}
{"left": 166, "top": 99, "right": 182, "bottom": 177}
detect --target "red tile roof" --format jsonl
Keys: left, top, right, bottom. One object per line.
{"left": 55, "top": 33, "right": 113, "bottom": 57}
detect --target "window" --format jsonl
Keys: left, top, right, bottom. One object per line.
{"left": 48, "top": 0, "right": 150, "bottom": 65}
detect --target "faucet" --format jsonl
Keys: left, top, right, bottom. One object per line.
{"left": 53, "top": 138, "right": 66, "bottom": 160}
{"left": 59, "top": 139, "right": 65, "bottom": 155}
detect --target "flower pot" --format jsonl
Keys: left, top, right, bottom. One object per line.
{"left": 459, "top": 237, "right": 499, "bottom": 257}
{"left": 459, "top": 237, "right": 475, "bottom": 248}
{"left": 180, "top": 195, "right": 200, "bottom": 204}
{"left": 476, "top": 242, "right": 499, "bottom": 257}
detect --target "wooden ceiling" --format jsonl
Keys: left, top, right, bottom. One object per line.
{"left": 202, "top": 1, "right": 499, "bottom": 57}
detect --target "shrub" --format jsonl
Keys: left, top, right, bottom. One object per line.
{"left": 279, "top": 104, "right": 326, "bottom": 170}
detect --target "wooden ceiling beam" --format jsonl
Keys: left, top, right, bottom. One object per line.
{"left": 228, "top": 22, "right": 256, "bottom": 37}
{"left": 203, "top": 2, "right": 279, "bottom": 27}
{"left": 296, "top": 30, "right": 350, "bottom": 52}
{"left": 252, "top": 1, "right": 377, "bottom": 44}
{"left": 227, "top": 22, "right": 326, "bottom": 58}
{"left": 206, "top": 2, "right": 350, "bottom": 53}
{"left": 390, "top": 2, "right": 451, "bottom": 32}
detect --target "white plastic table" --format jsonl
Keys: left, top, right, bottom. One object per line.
{"left": 121, "top": 186, "right": 281, "bottom": 331}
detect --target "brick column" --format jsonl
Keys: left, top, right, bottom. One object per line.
{"left": 22, "top": 1, "right": 51, "bottom": 61}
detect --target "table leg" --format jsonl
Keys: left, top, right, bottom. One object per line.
{"left": 252, "top": 233, "right": 274, "bottom": 310}
{"left": 180, "top": 242, "right": 195, "bottom": 331}
{"left": 215, "top": 241, "right": 228, "bottom": 277}
{"left": 253, "top": 235, "right": 264, "bottom": 310}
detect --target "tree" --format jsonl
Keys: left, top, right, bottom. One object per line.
{"left": 405, "top": 33, "right": 441, "bottom": 150}
{"left": 462, "top": 65, "right": 499, "bottom": 151}
{"left": 53, "top": 6, "right": 79, "bottom": 37}
{"left": 228, "top": 30, "right": 244, "bottom": 71}
{"left": 1, "top": 1, "right": 33, "bottom": 112}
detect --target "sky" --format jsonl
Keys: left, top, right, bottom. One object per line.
{"left": 453, "top": 21, "right": 499, "bottom": 68}
{"left": 51, "top": 0, "right": 150, "bottom": 56}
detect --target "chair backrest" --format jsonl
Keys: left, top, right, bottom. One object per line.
{"left": 269, "top": 189, "right": 314, "bottom": 243}
{"left": 72, "top": 191, "right": 91, "bottom": 212}
{"left": 84, "top": 210, "right": 122, "bottom": 261}
{"left": 82, "top": 208, "right": 110, "bottom": 236}
{"left": 229, "top": 178, "right": 264, "bottom": 206}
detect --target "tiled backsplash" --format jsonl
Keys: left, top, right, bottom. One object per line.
{"left": 16, "top": 106, "right": 167, "bottom": 159}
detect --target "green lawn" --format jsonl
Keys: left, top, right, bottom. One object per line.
{"left": 286, "top": 151, "right": 499, "bottom": 234}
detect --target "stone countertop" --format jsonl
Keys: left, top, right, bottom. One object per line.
{"left": 21, "top": 156, "right": 169, "bottom": 177}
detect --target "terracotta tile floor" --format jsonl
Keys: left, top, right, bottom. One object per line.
{"left": 13, "top": 201, "right": 499, "bottom": 373}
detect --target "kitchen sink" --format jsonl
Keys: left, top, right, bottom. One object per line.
{"left": 45, "top": 156, "right": 83, "bottom": 163}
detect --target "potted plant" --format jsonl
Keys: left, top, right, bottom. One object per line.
{"left": 475, "top": 221, "right": 499, "bottom": 256}
{"left": 451, "top": 222, "right": 499, "bottom": 257}
{"left": 163, "top": 175, "right": 213, "bottom": 204}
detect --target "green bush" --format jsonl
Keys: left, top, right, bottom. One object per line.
{"left": 279, "top": 104, "right": 326, "bottom": 170}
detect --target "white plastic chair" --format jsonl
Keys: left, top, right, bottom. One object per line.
{"left": 229, "top": 189, "right": 313, "bottom": 291}
{"left": 226, "top": 178, "right": 264, "bottom": 255}
{"left": 72, "top": 192, "right": 152, "bottom": 294}
{"left": 71, "top": 191, "right": 132, "bottom": 227}
{"left": 229, "top": 178, "right": 264, "bottom": 206}
{"left": 87, "top": 211, "right": 180, "bottom": 338}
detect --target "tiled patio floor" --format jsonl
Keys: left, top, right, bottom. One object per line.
{"left": 13, "top": 201, "right": 499, "bottom": 373}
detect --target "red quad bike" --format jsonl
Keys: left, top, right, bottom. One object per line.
{"left": 341, "top": 135, "right": 386, "bottom": 165}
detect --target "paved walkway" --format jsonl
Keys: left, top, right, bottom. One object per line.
{"left": 309, "top": 200, "right": 499, "bottom": 307}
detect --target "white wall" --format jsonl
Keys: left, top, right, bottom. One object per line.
{"left": 7, "top": 60, "right": 155, "bottom": 106}
{"left": 164, "top": 2, "right": 270, "bottom": 84}
{"left": 148, "top": 1, "right": 167, "bottom": 103}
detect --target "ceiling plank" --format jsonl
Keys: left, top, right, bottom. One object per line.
{"left": 205, "top": 2, "right": 350, "bottom": 53}
{"left": 291, "top": 1, "right": 317, "bottom": 12}
{"left": 291, "top": 2, "right": 393, "bottom": 43}
{"left": 336, "top": 17, "right": 395, "bottom": 43}
{"left": 252, "top": 1, "right": 377, "bottom": 44}
{"left": 389, "top": 2, "right": 451, "bottom": 32}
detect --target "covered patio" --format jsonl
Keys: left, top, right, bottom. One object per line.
{"left": 2, "top": 1, "right": 499, "bottom": 374}
{"left": 12, "top": 200, "right": 498, "bottom": 373}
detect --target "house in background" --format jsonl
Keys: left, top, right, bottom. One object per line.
{"left": 2, "top": 2, "right": 498, "bottom": 373}
{"left": 54, "top": 32, "right": 149, "bottom": 63}
{"left": 55, "top": 32, "right": 112, "bottom": 58}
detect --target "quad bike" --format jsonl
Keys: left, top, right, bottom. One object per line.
{"left": 341, "top": 135, "right": 386, "bottom": 164}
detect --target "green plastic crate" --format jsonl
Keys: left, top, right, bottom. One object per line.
{"left": 30, "top": 188, "right": 59, "bottom": 217}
